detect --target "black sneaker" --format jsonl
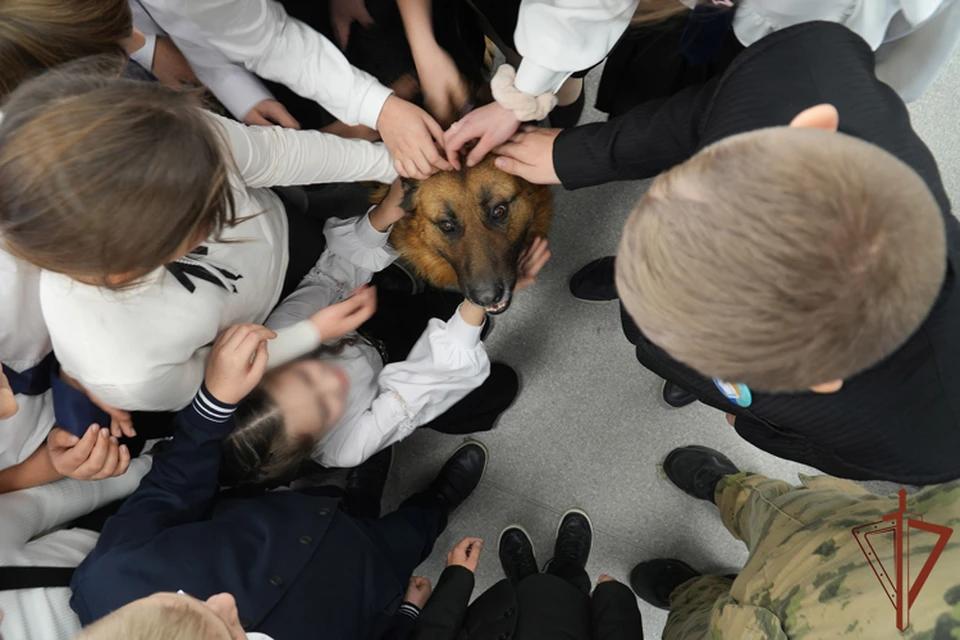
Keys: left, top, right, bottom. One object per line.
{"left": 548, "top": 88, "right": 586, "bottom": 128}
{"left": 550, "top": 509, "right": 592, "bottom": 571}
{"left": 630, "top": 559, "right": 702, "bottom": 610}
{"left": 343, "top": 447, "right": 393, "bottom": 518}
{"left": 569, "top": 257, "right": 618, "bottom": 302}
{"left": 498, "top": 525, "right": 539, "bottom": 585}
{"left": 428, "top": 441, "right": 488, "bottom": 511}
{"left": 662, "top": 381, "right": 697, "bottom": 408}
{"left": 663, "top": 445, "right": 740, "bottom": 502}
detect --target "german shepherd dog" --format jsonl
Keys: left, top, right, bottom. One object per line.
{"left": 340, "top": 0, "right": 554, "bottom": 313}
{"left": 390, "top": 159, "right": 552, "bottom": 314}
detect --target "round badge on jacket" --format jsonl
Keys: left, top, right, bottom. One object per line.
{"left": 712, "top": 378, "right": 752, "bottom": 408}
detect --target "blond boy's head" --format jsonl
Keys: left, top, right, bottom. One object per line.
{"left": 75, "top": 592, "right": 245, "bottom": 640}
{"left": 616, "top": 118, "right": 946, "bottom": 392}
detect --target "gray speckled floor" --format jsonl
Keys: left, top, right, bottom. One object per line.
{"left": 381, "top": 52, "right": 960, "bottom": 638}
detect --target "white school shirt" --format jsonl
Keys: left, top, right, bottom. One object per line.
{"left": 264, "top": 214, "right": 490, "bottom": 469}
{"left": 142, "top": 0, "right": 393, "bottom": 130}
{"left": 732, "top": 0, "right": 960, "bottom": 102}
{"left": 0, "top": 249, "right": 55, "bottom": 471}
{"left": 39, "top": 113, "right": 396, "bottom": 413}
{"left": 129, "top": 0, "right": 275, "bottom": 121}
{"left": 0, "top": 456, "right": 152, "bottom": 640}
{"left": 512, "top": 0, "right": 639, "bottom": 96}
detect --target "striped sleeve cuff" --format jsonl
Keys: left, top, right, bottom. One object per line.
{"left": 397, "top": 603, "right": 421, "bottom": 620}
{"left": 193, "top": 384, "right": 239, "bottom": 423}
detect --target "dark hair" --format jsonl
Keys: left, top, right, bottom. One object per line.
{"left": 0, "top": 57, "right": 236, "bottom": 286}
{"left": 220, "top": 337, "right": 363, "bottom": 487}
{"left": 0, "top": 0, "right": 132, "bottom": 98}
{"left": 219, "top": 386, "right": 315, "bottom": 488}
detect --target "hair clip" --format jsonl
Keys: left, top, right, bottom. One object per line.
{"left": 711, "top": 0, "right": 735, "bottom": 6}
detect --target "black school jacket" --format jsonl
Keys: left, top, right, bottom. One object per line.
{"left": 555, "top": 22, "right": 960, "bottom": 484}
{"left": 412, "top": 566, "right": 642, "bottom": 640}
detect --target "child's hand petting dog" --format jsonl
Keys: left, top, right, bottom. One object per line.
{"left": 369, "top": 178, "right": 407, "bottom": 231}
{"left": 515, "top": 237, "right": 551, "bottom": 293}
{"left": 0, "top": 368, "right": 18, "bottom": 419}
{"left": 205, "top": 323, "right": 276, "bottom": 405}
{"left": 310, "top": 285, "right": 378, "bottom": 343}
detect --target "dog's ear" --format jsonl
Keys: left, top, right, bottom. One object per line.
{"left": 400, "top": 177, "right": 419, "bottom": 212}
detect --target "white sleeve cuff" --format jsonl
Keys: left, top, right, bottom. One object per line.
{"left": 447, "top": 304, "right": 485, "bottom": 348}
{"left": 219, "top": 72, "right": 275, "bottom": 123}
{"left": 267, "top": 320, "right": 322, "bottom": 369}
{"left": 356, "top": 209, "right": 392, "bottom": 249}
{"left": 130, "top": 34, "right": 157, "bottom": 72}
{"left": 514, "top": 60, "right": 571, "bottom": 97}
{"left": 360, "top": 84, "right": 395, "bottom": 131}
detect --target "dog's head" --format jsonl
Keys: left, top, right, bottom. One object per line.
{"left": 389, "top": 157, "right": 553, "bottom": 314}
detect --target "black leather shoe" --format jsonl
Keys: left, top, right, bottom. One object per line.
{"left": 499, "top": 525, "right": 539, "bottom": 585}
{"left": 630, "top": 559, "right": 702, "bottom": 610}
{"left": 552, "top": 509, "right": 592, "bottom": 570}
{"left": 663, "top": 445, "right": 740, "bottom": 502}
{"left": 428, "top": 441, "right": 487, "bottom": 511}
{"left": 343, "top": 447, "right": 393, "bottom": 518}
{"left": 662, "top": 381, "right": 697, "bottom": 408}
{"left": 569, "top": 257, "right": 618, "bottom": 302}
{"left": 548, "top": 88, "right": 586, "bottom": 128}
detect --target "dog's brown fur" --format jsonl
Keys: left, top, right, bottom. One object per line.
{"left": 379, "top": 157, "right": 552, "bottom": 312}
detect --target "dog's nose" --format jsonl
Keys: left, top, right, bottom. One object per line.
{"left": 468, "top": 281, "right": 507, "bottom": 308}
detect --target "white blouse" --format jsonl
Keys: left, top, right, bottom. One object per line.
{"left": 264, "top": 215, "right": 490, "bottom": 469}
{"left": 0, "top": 249, "right": 55, "bottom": 471}
{"left": 0, "top": 457, "right": 152, "bottom": 640}
{"left": 39, "top": 114, "right": 396, "bottom": 413}
{"left": 734, "top": 0, "right": 960, "bottom": 101}
{"left": 146, "top": 0, "right": 394, "bottom": 129}
{"left": 129, "top": 0, "right": 274, "bottom": 121}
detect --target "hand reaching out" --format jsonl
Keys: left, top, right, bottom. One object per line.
{"left": 404, "top": 576, "right": 433, "bottom": 609}
{"left": 378, "top": 95, "right": 452, "bottom": 179}
{"left": 515, "top": 237, "right": 552, "bottom": 293}
{"left": 369, "top": 178, "right": 408, "bottom": 231}
{"left": 58, "top": 369, "right": 135, "bottom": 439}
{"left": 244, "top": 99, "right": 300, "bottom": 129}
{"left": 443, "top": 102, "right": 521, "bottom": 170}
{"left": 48, "top": 425, "right": 131, "bottom": 481}
{"left": 310, "top": 285, "right": 378, "bottom": 342}
{"left": 493, "top": 125, "right": 562, "bottom": 185}
{"left": 418, "top": 47, "right": 469, "bottom": 128}
{"left": 446, "top": 537, "right": 483, "bottom": 573}
{"left": 329, "top": 0, "right": 375, "bottom": 49}
{"left": 205, "top": 323, "right": 276, "bottom": 405}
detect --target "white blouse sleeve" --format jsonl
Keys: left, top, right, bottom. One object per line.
{"left": 162, "top": 0, "right": 393, "bottom": 129}
{"left": 513, "top": 0, "right": 638, "bottom": 96}
{"left": 0, "top": 456, "right": 151, "bottom": 552}
{"left": 314, "top": 305, "right": 489, "bottom": 468}
{"left": 207, "top": 112, "right": 397, "bottom": 188}
{"left": 265, "top": 213, "right": 398, "bottom": 367}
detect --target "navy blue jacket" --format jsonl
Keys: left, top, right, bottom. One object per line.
{"left": 70, "top": 386, "right": 405, "bottom": 639}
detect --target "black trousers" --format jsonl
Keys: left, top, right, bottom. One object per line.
{"left": 544, "top": 559, "right": 591, "bottom": 596}
{"left": 363, "top": 287, "right": 520, "bottom": 436}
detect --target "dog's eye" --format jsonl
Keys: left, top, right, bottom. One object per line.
{"left": 491, "top": 204, "right": 508, "bottom": 219}
{"left": 438, "top": 220, "right": 456, "bottom": 233}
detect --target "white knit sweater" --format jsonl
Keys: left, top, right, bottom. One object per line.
{"left": 0, "top": 457, "right": 152, "bottom": 640}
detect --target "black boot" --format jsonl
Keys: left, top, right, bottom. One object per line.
{"left": 662, "top": 381, "right": 697, "bottom": 408}
{"left": 548, "top": 88, "right": 586, "bottom": 128}
{"left": 663, "top": 445, "right": 741, "bottom": 502}
{"left": 569, "top": 257, "right": 618, "bottom": 302}
{"left": 551, "top": 509, "right": 592, "bottom": 571}
{"left": 343, "top": 446, "right": 393, "bottom": 518}
{"left": 498, "top": 525, "right": 539, "bottom": 585}
{"left": 427, "top": 441, "right": 488, "bottom": 511}
{"left": 630, "top": 559, "right": 702, "bottom": 610}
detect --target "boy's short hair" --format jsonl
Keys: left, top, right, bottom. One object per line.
{"left": 616, "top": 127, "right": 946, "bottom": 392}
{"left": 75, "top": 599, "right": 219, "bottom": 640}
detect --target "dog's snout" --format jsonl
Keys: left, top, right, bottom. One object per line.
{"left": 467, "top": 281, "right": 507, "bottom": 308}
